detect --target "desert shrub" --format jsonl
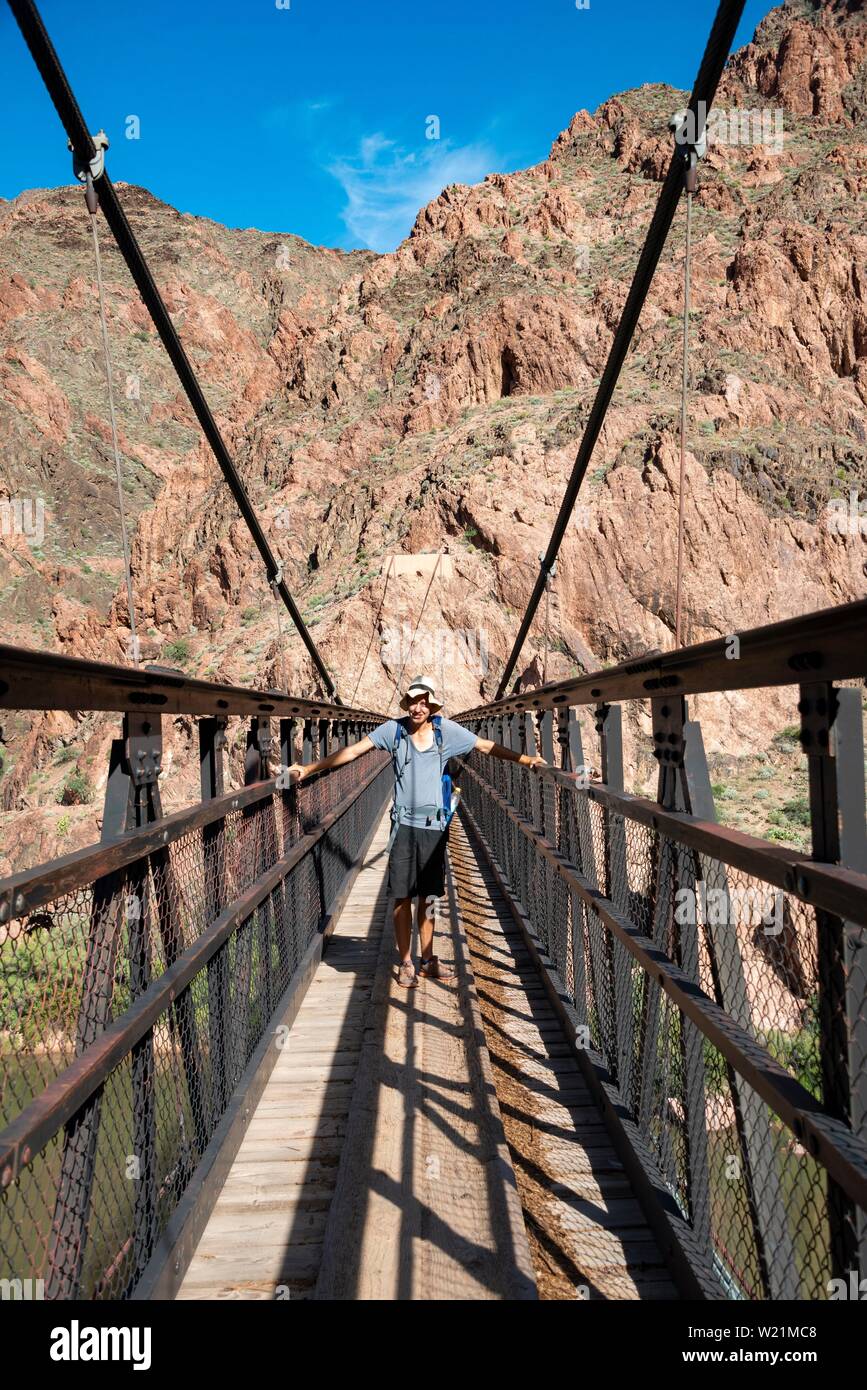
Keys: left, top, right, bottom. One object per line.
{"left": 163, "top": 638, "right": 190, "bottom": 663}
{"left": 57, "top": 772, "right": 94, "bottom": 806}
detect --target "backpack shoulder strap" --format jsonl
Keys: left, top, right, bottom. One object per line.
{"left": 432, "top": 715, "right": 449, "bottom": 818}
{"left": 432, "top": 715, "right": 444, "bottom": 772}
{"left": 391, "top": 719, "right": 410, "bottom": 780}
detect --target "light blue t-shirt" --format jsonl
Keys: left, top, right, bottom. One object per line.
{"left": 368, "top": 716, "right": 478, "bottom": 829}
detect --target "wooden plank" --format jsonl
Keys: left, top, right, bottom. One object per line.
{"left": 178, "top": 1243, "right": 324, "bottom": 1291}
{"left": 231, "top": 1101, "right": 351, "bottom": 1121}
{"left": 249, "top": 1081, "right": 354, "bottom": 1098}
{"left": 218, "top": 1158, "right": 350, "bottom": 1188}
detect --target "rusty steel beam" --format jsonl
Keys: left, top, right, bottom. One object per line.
{"left": 465, "top": 598, "right": 867, "bottom": 718}
{"left": 0, "top": 646, "right": 383, "bottom": 720}
{"left": 2, "top": 775, "right": 271, "bottom": 922}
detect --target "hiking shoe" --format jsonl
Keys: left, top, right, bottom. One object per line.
{"left": 418, "top": 955, "right": 454, "bottom": 982}
{"left": 397, "top": 960, "right": 417, "bottom": 988}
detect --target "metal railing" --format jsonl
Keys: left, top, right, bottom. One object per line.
{"left": 457, "top": 598, "right": 867, "bottom": 1300}
{"left": 0, "top": 649, "right": 389, "bottom": 1298}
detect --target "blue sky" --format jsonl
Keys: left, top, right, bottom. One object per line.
{"left": 1, "top": 0, "right": 774, "bottom": 253}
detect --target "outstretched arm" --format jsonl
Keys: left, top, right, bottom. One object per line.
{"left": 474, "top": 736, "right": 547, "bottom": 771}
{"left": 286, "top": 734, "right": 374, "bottom": 785}
{"left": 474, "top": 736, "right": 599, "bottom": 783}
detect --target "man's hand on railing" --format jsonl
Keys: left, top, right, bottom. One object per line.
{"left": 284, "top": 763, "right": 308, "bottom": 784}
{"left": 567, "top": 764, "right": 601, "bottom": 787}
{"left": 525, "top": 757, "right": 601, "bottom": 786}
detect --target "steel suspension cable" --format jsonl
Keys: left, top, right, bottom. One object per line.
{"left": 494, "top": 0, "right": 747, "bottom": 698}
{"left": 541, "top": 555, "right": 557, "bottom": 688}
{"left": 8, "top": 0, "right": 340, "bottom": 701}
{"left": 87, "top": 186, "right": 139, "bottom": 666}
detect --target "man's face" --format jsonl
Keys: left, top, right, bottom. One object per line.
{"left": 407, "top": 693, "right": 432, "bottom": 725}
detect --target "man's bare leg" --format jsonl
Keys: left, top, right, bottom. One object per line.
{"left": 393, "top": 896, "right": 413, "bottom": 962}
{"left": 417, "top": 893, "right": 454, "bottom": 980}
{"left": 417, "top": 894, "right": 436, "bottom": 961}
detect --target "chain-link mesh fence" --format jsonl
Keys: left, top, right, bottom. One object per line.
{"left": 460, "top": 744, "right": 867, "bottom": 1301}
{"left": 0, "top": 749, "right": 389, "bottom": 1299}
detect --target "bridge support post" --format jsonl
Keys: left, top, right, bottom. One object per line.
{"left": 595, "top": 703, "right": 632, "bottom": 1096}
{"left": 244, "top": 717, "right": 282, "bottom": 1054}
{"left": 200, "top": 717, "right": 230, "bottom": 1124}
{"left": 138, "top": 716, "right": 209, "bottom": 1213}
{"left": 641, "top": 699, "right": 800, "bottom": 1296}
{"left": 568, "top": 709, "right": 602, "bottom": 1043}
{"left": 523, "top": 714, "right": 544, "bottom": 949}
{"left": 495, "top": 714, "right": 507, "bottom": 864}
{"left": 47, "top": 721, "right": 138, "bottom": 1298}
{"left": 313, "top": 719, "right": 330, "bottom": 920}
{"left": 641, "top": 698, "right": 714, "bottom": 1262}
{"left": 801, "top": 682, "right": 859, "bottom": 1284}
{"left": 682, "top": 711, "right": 794, "bottom": 1298}
{"left": 586, "top": 703, "right": 621, "bottom": 1083}
{"left": 539, "top": 711, "right": 558, "bottom": 961}
{"left": 234, "top": 721, "right": 263, "bottom": 1075}
{"left": 556, "top": 707, "right": 587, "bottom": 1025}
{"left": 506, "top": 713, "right": 522, "bottom": 895}
{"left": 835, "top": 689, "right": 867, "bottom": 1280}
{"left": 279, "top": 717, "right": 301, "bottom": 974}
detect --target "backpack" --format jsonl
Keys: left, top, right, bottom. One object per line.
{"left": 387, "top": 714, "right": 455, "bottom": 849}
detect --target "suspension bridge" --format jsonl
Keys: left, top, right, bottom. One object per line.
{"left": 1, "top": 0, "right": 866, "bottom": 1303}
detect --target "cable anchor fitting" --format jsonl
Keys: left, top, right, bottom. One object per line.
{"left": 668, "top": 109, "right": 704, "bottom": 195}
{"left": 69, "top": 131, "right": 109, "bottom": 214}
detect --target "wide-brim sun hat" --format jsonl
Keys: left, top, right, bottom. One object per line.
{"left": 399, "top": 676, "right": 443, "bottom": 712}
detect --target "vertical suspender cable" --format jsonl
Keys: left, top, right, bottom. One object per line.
{"left": 349, "top": 559, "right": 392, "bottom": 708}
{"left": 674, "top": 185, "right": 693, "bottom": 650}
{"left": 389, "top": 551, "right": 442, "bottom": 712}
{"left": 493, "top": 0, "right": 747, "bottom": 698}
{"left": 87, "top": 180, "right": 139, "bottom": 666}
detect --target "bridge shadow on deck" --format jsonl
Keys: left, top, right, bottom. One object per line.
{"left": 448, "top": 818, "right": 679, "bottom": 1301}
{"left": 177, "top": 811, "right": 534, "bottom": 1299}
{"left": 178, "top": 809, "right": 676, "bottom": 1300}
{"left": 313, "top": 813, "right": 535, "bottom": 1300}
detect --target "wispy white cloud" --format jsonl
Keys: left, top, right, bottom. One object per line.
{"left": 328, "top": 132, "right": 505, "bottom": 253}
{"left": 260, "top": 98, "right": 336, "bottom": 132}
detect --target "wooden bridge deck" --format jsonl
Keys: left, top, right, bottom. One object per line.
{"left": 449, "top": 819, "right": 679, "bottom": 1300}
{"left": 176, "top": 813, "right": 391, "bottom": 1300}
{"left": 178, "top": 808, "right": 678, "bottom": 1301}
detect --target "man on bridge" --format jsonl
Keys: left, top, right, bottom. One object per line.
{"left": 287, "top": 676, "right": 549, "bottom": 988}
